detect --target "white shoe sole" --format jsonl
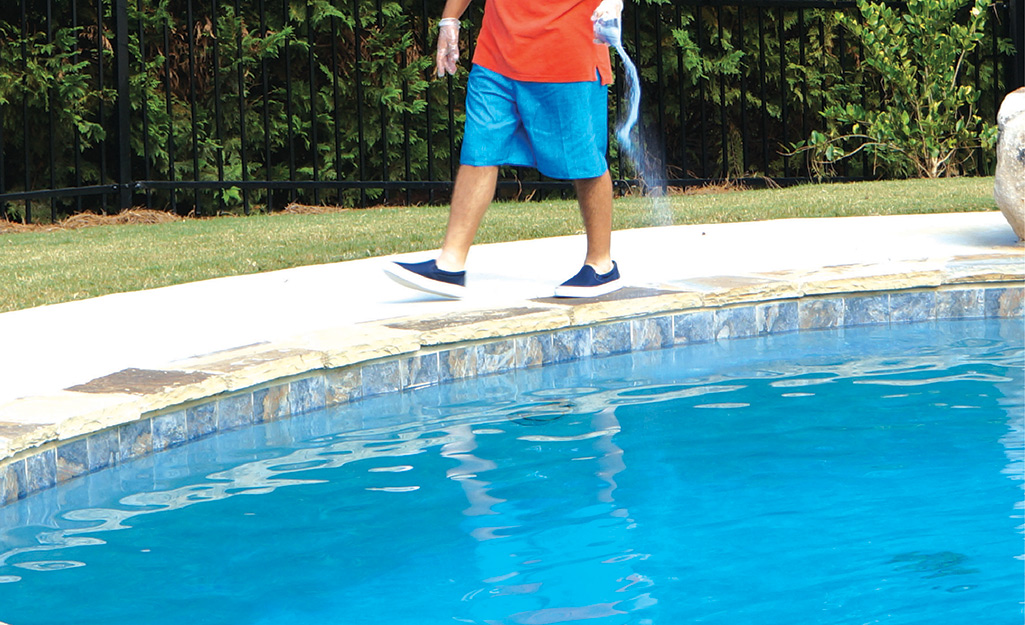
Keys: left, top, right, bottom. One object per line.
{"left": 383, "top": 263, "right": 467, "bottom": 299}
{"left": 552, "top": 280, "right": 624, "bottom": 298}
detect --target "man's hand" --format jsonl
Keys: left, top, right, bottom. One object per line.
{"left": 436, "top": 17, "right": 460, "bottom": 77}
{"left": 591, "top": 0, "right": 623, "bottom": 23}
{"left": 591, "top": 0, "right": 623, "bottom": 45}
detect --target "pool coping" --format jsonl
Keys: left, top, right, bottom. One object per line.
{"left": 1, "top": 240, "right": 1022, "bottom": 507}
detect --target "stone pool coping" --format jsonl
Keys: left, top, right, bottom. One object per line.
{"left": 1, "top": 213, "right": 1023, "bottom": 506}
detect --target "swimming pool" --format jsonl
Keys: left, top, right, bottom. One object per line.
{"left": 0, "top": 318, "right": 1022, "bottom": 624}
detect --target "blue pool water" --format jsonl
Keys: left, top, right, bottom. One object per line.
{"left": 0, "top": 319, "right": 1022, "bottom": 625}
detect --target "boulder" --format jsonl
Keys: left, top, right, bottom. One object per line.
{"left": 994, "top": 87, "right": 1025, "bottom": 241}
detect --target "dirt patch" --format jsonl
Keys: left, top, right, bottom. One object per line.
{"left": 0, "top": 209, "right": 183, "bottom": 234}
{"left": 660, "top": 177, "right": 781, "bottom": 196}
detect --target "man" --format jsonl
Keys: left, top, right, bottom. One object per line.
{"left": 384, "top": 0, "right": 626, "bottom": 299}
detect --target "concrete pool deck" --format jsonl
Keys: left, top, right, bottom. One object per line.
{"left": 1, "top": 211, "right": 1023, "bottom": 503}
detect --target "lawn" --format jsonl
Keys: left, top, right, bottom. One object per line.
{"left": 0, "top": 177, "right": 999, "bottom": 314}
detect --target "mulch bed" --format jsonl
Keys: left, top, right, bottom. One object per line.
{"left": 0, "top": 203, "right": 372, "bottom": 234}
{"left": 0, "top": 209, "right": 184, "bottom": 234}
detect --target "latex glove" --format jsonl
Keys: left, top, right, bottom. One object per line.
{"left": 592, "top": 0, "right": 623, "bottom": 21}
{"left": 592, "top": 0, "right": 623, "bottom": 45}
{"left": 436, "top": 17, "right": 460, "bottom": 77}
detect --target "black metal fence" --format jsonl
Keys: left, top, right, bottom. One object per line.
{"left": 0, "top": 0, "right": 1022, "bottom": 222}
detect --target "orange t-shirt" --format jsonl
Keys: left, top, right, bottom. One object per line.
{"left": 472, "top": 0, "right": 613, "bottom": 85}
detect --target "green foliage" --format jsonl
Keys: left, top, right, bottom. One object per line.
{"left": 0, "top": 0, "right": 457, "bottom": 217}
{"left": 626, "top": 2, "right": 851, "bottom": 179}
{"left": 626, "top": 0, "right": 1011, "bottom": 181}
{"left": 797, "top": 0, "right": 1010, "bottom": 178}
{"left": 0, "top": 12, "right": 110, "bottom": 210}
{"left": 669, "top": 4, "right": 870, "bottom": 178}
{"left": 0, "top": 0, "right": 1015, "bottom": 220}
{"left": 123, "top": 0, "right": 455, "bottom": 212}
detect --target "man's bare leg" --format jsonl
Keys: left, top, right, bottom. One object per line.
{"left": 573, "top": 170, "right": 614, "bottom": 274}
{"left": 436, "top": 164, "right": 499, "bottom": 272}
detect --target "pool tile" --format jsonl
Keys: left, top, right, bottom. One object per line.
{"left": 57, "top": 438, "right": 90, "bottom": 483}
{"left": 475, "top": 372, "right": 521, "bottom": 401}
{"left": 799, "top": 298, "right": 844, "bottom": 330}
{"left": 935, "top": 289, "right": 985, "bottom": 320}
{"left": 49, "top": 469, "right": 91, "bottom": 509}
{"left": 362, "top": 360, "right": 404, "bottom": 397}
{"left": 25, "top": 449, "right": 57, "bottom": 494}
{"left": 477, "top": 340, "right": 517, "bottom": 375}
{"left": 631, "top": 316, "right": 673, "bottom": 351}
{"left": 0, "top": 459, "right": 26, "bottom": 504}
{"left": 510, "top": 366, "right": 548, "bottom": 395}
{"left": 256, "top": 383, "right": 291, "bottom": 421}
{"left": 515, "top": 334, "right": 554, "bottom": 368}
{"left": 187, "top": 403, "right": 218, "bottom": 440}
{"left": 889, "top": 291, "right": 936, "bottom": 324}
{"left": 118, "top": 454, "right": 156, "bottom": 494}
{"left": 985, "top": 287, "right": 1025, "bottom": 318}
{"left": 217, "top": 426, "right": 268, "bottom": 462}
{"left": 152, "top": 410, "right": 187, "bottom": 451}
{"left": 218, "top": 393, "right": 256, "bottom": 430}
{"left": 430, "top": 374, "right": 476, "bottom": 407}
{"left": 551, "top": 328, "right": 591, "bottom": 363}
{"left": 673, "top": 310, "right": 714, "bottom": 344}
{"left": 251, "top": 389, "right": 269, "bottom": 423}
{"left": 6, "top": 280, "right": 1020, "bottom": 510}
{"left": 359, "top": 392, "right": 416, "bottom": 430}
{"left": 79, "top": 467, "right": 119, "bottom": 508}
{"left": 714, "top": 306, "right": 757, "bottom": 340}
{"left": 87, "top": 428, "right": 120, "bottom": 471}
{"left": 289, "top": 376, "right": 327, "bottom": 414}
{"left": 439, "top": 346, "right": 479, "bottom": 380}
{"left": 845, "top": 294, "right": 889, "bottom": 326}
{"left": 592, "top": 321, "right": 632, "bottom": 356}
{"left": 277, "top": 411, "right": 324, "bottom": 444}
{"left": 325, "top": 367, "right": 363, "bottom": 405}
{"left": 404, "top": 352, "right": 440, "bottom": 389}
{"left": 757, "top": 301, "right": 798, "bottom": 334}
{"left": 118, "top": 419, "right": 153, "bottom": 460}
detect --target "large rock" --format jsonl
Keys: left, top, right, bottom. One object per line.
{"left": 994, "top": 87, "right": 1025, "bottom": 241}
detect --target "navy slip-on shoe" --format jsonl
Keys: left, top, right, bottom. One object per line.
{"left": 384, "top": 259, "right": 467, "bottom": 299}
{"left": 553, "top": 261, "right": 623, "bottom": 298}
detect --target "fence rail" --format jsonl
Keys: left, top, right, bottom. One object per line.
{"left": 0, "top": 0, "right": 1021, "bottom": 222}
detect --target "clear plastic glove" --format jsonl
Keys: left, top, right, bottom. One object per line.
{"left": 591, "top": 0, "right": 624, "bottom": 45}
{"left": 436, "top": 17, "right": 460, "bottom": 77}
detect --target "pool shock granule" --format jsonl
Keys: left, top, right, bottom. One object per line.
{"left": 594, "top": 17, "right": 640, "bottom": 156}
{"left": 595, "top": 17, "right": 671, "bottom": 224}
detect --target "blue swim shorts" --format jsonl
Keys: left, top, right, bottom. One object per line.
{"left": 460, "top": 64, "right": 609, "bottom": 180}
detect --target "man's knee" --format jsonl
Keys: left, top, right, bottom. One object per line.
{"left": 573, "top": 170, "right": 612, "bottom": 189}
{"left": 458, "top": 164, "right": 499, "bottom": 177}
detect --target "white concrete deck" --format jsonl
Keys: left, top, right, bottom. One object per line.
{"left": 0, "top": 211, "right": 1020, "bottom": 409}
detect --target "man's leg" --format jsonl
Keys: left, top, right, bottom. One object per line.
{"left": 573, "top": 170, "right": 614, "bottom": 275}
{"left": 437, "top": 164, "right": 499, "bottom": 272}
{"left": 382, "top": 164, "right": 497, "bottom": 298}
{"left": 552, "top": 169, "right": 621, "bottom": 297}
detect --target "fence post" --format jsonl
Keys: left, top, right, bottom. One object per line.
{"left": 115, "top": 0, "right": 133, "bottom": 210}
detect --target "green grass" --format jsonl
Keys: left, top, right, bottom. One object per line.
{"left": 0, "top": 177, "right": 998, "bottom": 314}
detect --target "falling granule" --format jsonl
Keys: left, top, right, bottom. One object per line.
{"left": 594, "top": 18, "right": 640, "bottom": 156}
{"left": 596, "top": 17, "right": 670, "bottom": 225}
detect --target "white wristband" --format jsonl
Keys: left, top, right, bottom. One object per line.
{"left": 439, "top": 17, "right": 460, "bottom": 29}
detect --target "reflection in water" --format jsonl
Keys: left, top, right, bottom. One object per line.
{"left": 2, "top": 336, "right": 1022, "bottom": 574}
{"left": 0, "top": 380, "right": 729, "bottom": 574}
{"left": 0, "top": 319, "right": 1021, "bottom": 624}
